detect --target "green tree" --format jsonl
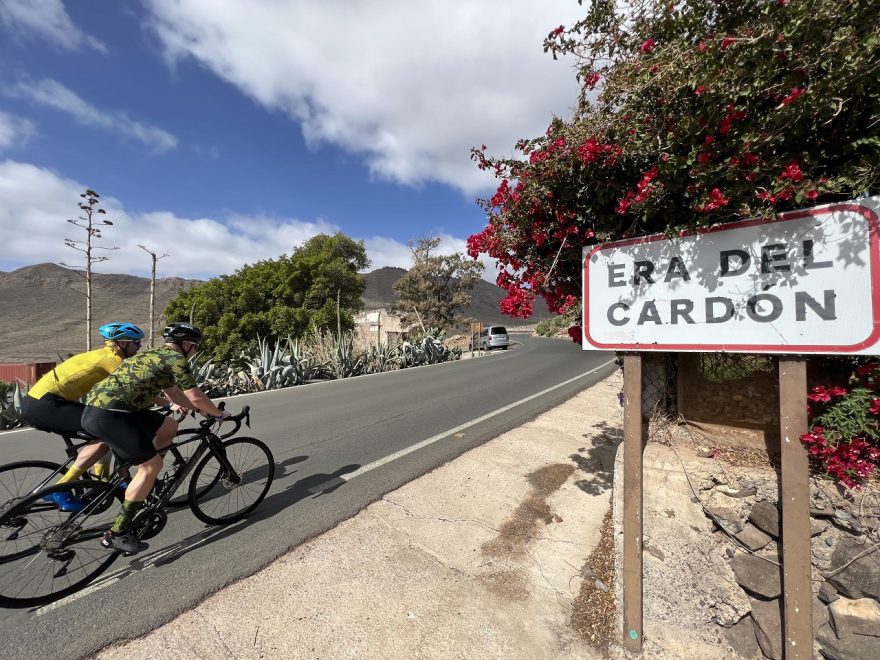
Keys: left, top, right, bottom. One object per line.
{"left": 469, "top": 0, "right": 880, "bottom": 317}
{"left": 393, "top": 237, "right": 484, "bottom": 330}
{"left": 165, "top": 232, "right": 369, "bottom": 360}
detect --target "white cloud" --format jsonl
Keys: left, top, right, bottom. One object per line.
{"left": 8, "top": 79, "right": 177, "bottom": 153}
{"left": 143, "top": 0, "right": 585, "bottom": 195}
{"left": 0, "top": 0, "right": 106, "bottom": 52}
{"left": 0, "top": 159, "right": 500, "bottom": 281}
{"left": 0, "top": 110, "right": 35, "bottom": 150}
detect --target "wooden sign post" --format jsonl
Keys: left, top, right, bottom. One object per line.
{"left": 778, "top": 357, "right": 811, "bottom": 659}
{"left": 622, "top": 353, "right": 644, "bottom": 652}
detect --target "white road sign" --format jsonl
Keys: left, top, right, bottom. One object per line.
{"left": 582, "top": 197, "right": 880, "bottom": 354}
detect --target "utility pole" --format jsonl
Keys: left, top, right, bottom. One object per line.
{"left": 138, "top": 245, "right": 169, "bottom": 348}
{"left": 61, "top": 189, "right": 116, "bottom": 350}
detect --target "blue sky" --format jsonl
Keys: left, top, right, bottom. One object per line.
{"left": 0, "top": 0, "right": 585, "bottom": 280}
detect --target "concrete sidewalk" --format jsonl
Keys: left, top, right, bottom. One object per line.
{"left": 98, "top": 373, "right": 624, "bottom": 659}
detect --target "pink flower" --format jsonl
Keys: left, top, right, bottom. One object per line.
{"left": 698, "top": 41, "right": 708, "bottom": 53}
{"left": 640, "top": 39, "right": 655, "bottom": 53}
{"left": 695, "top": 85, "right": 705, "bottom": 96}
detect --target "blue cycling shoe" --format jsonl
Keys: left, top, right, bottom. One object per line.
{"left": 42, "top": 491, "right": 86, "bottom": 512}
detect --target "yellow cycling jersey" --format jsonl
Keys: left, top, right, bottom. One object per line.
{"left": 28, "top": 345, "right": 123, "bottom": 402}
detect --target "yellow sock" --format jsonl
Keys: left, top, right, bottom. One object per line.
{"left": 92, "top": 463, "right": 107, "bottom": 479}
{"left": 56, "top": 466, "right": 86, "bottom": 485}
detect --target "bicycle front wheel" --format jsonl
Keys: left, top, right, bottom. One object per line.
{"left": 0, "top": 481, "right": 120, "bottom": 608}
{"left": 188, "top": 437, "right": 275, "bottom": 525}
{"left": 0, "top": 461, "right": 63, "bottom": 513}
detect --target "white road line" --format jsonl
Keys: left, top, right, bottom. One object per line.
{"left": 312, "top": 359, "right": 616, "bottom": 490}
{"left": 35, "top": 533, "right": 215, "bottom": 614}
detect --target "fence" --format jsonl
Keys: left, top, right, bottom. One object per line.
{"left": 0, "top": 362, "right": 56, "bottom": 385}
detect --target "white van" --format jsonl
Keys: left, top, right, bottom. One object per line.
{"left": 472, "top": 326, "right": 509, "bottom": 350}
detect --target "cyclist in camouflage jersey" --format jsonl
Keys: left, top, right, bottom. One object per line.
{"left": 81, "top": 322, "right": 229, "bottom": 553}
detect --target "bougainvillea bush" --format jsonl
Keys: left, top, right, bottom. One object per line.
{"left": 468, "top": 0, "right": 880, "bottom": 487}
{"left": 801, "top": 364, "right": 880, "bottom": 488}
{"left": 468, "top": 0, "right": 879, "bottom": 318}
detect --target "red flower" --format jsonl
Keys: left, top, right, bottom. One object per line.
{"left": 551, "top": 25, "right": 565, "bottom": 37}
{"left": 870, "top": 398, "right": 880, "bottom": 414}
{"left": 780, "top": 87, "right": 806, "bottom": 105}
{"left": 808, "top": 386, "right": 832, "bottom": 402}
{"left": 779, "top": 161, "right": 804, "bottom": 182}
{"left": 806, "top": 189, "right": 819, "bottom": 200}
{"left": 697, "top": 41, "right": 708, "bottom": 53}
{"left": 640, "top": 39, "right": 655, "bottom": 53}
{"left": 695, "top": 85, "right": 705, "bottom": 96}
{"left": 720, "top": 35, "right": 736, "bottom": 50}
{"left": 584, "top": 72, "right": 601, "bottom": 89}
{"left": 696, "top": 151, "right": 712, "bottom": 164}
{"left": 567, "top": 326, "right": 582, "bottom": 344}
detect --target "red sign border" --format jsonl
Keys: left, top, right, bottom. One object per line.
{"left": 582, "top": 202, "right": 880, "bottom": 352}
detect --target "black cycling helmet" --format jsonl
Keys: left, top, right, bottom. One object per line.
{"left": 162, "top": 322, "right": 203, "bottom": 344}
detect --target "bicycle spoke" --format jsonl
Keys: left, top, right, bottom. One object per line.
{"left": 0, "top": 481, "right": 121, "bottom": 606}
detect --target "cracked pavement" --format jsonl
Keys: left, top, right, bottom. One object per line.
{"left": 97, "top": 373, "right": 622, "bottom": 659}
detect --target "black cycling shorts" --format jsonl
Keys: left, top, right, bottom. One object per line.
{"left": 80, "top": 406, "right": 166, "bottom": 465}
{"left": 21, "top": 393, "right": 85, "bottom": 437}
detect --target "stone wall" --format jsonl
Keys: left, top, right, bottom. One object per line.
{"left": 612, "top": 440, "right": 880, "bottom": 659}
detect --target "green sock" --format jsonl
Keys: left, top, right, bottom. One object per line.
{"left": 110, "top": 500, "right": 144, "bottom": 534}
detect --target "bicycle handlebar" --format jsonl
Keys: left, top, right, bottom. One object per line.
{"left": 159, "top": 401, "right": 251, "bottom": 437}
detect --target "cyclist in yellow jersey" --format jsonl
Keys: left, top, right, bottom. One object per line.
{"left": 20, "top": 322, "right": 145, "bottom": 511}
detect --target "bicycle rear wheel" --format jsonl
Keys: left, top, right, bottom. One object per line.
{"left": 0, "top": 481, "right": 120, "bottom": 607}
{"left": 188, "top": 437, "right": 275, "bottom": 525}
{"left": 0, "top": 461, "right": 63, "bottom": 513}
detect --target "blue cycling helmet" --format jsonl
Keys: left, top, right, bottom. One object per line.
{"left": 99, "top": 322, "right": 145, "bottom": 341}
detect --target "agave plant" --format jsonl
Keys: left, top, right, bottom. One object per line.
{"left": 398, "top": 328, "right": 452, "bottom": 368}
{"left": 363, "top": 341, "right": 400, "bottom": 375}
{"left": 0, "top": 381, "right": 27, "bottom": 430}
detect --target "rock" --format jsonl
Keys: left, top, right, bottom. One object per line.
{"left": 751, "top": 598, "right": 783, "bottom": 659}
{"left": 819, "top": 581, "right": 840, "bottom": 605}
{"left": 817, "top": 622, "right": 880, "bottom": 660}
{"left": 708, "top": 505, "right": 744, "bottom": 533}
{"left": 729, "top": 553, "right": 781, "bottom": 598}
{"left": 721, "top": 614, "right": 760, "bottom": 658}
{"left": 829, "top": 597, "right": 880, "bottom": 637}
{"left": 812, "top": 518, "right": 829, "bottom": 536}
{"left": 718, "top": 484, "right": 759, "bottom": 498}
{"left": 826, "top": 536, "right": 835, "bottom": 547}
{"left": 827, "top": 539, "right": 880, "bottom": 600}
{"left": 749, "top": 500, "right": 780, "bottom": 538}
{"left": 735, "top": 523, "right": 772, "bottom": 552}
{"left": 646, "top": 545, "right": 665, "bottom": 562}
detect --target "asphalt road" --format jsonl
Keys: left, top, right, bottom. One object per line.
{"left": 0, "top": 334, "right": 615, "bottom": 658}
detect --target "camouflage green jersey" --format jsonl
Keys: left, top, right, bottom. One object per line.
{"left": 86, "top": 346, "right": 197, "bottom": 410}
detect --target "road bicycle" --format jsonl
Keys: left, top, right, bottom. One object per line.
{"left": 0, "top": 412, "right": 239, "bottom": 514}
{"left": 0, "top": 405, "right": 274, "bottom": 607}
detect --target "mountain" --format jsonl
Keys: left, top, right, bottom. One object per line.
{"left": 363, "top": 266, "right": 550, "bottom": 327}
{"left": 0, "top": 263, "right": 549, "bottom": 363}
{"left": 0, "top": 264, "right": 201, "bottom": 363}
